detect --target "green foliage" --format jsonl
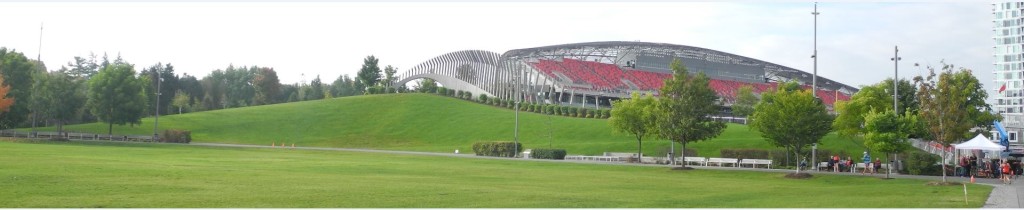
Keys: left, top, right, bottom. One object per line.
{"left": 833, "top": 79, "right": 918, "bottom": 138}
{"left": 904, "top": 151, "right": 942, "bottom": 176}
{"left": 436, "top": 87, "right": 446, "bottom": 95}
{"left": 382, "top": 65, "right": 397, "bottom": 89}
{"left": 413, "top": 78, "right": 438, "bottom": 94}
{"left": 913, "top": 63, "right": 995, "bottom": 181}
{"left": 732, "top": 85, "right": 757, "bottom": 117}
{"left": 160, "top": 129, "right": 192, "bottom": 143}
{"left": 171, "top": 90, "right": 191, "bottom": 114}
{"left": 306, "top": 75, "right": 325, "bottom": 99}
{"left": 529, "top": 148, "right": 567, "bottom": 160}
{"left": 447, "top": 89, "right": 455, "bottom": 97}
{"left": 0, "top": 48, "right": 36, "bottom": 128}
{"left": 720, "top": 149, "right": 770, "bottom": 159}
{"left": 30, "top": 72, "right": 84, "bottom": 133}
{"left": 863, "top": 109, "right": 915, "bottom": 177}
{"left": 609, "top": 92, "right": 658, "bottom": 158}
{"left": 478, "top": 93, "right": 488, "bottom": 102}
{"left": 569, "top": 107, "right": 578, "bottom": 117}
{"left": 471, "top": 141, "right": 523, "bottom": 157}
{"left": 357, "top": 55, "right": 382, "bottom": 89}
{"left": 251, "top": 67, "right": 280, "bottom": 105}
{"left": 750, "top": 81, "right": 833, "bottom": 170}
{"left": 656, "top": 59, "right": 727, "bottom": 161}
{"left": 586, "top": 109, "right": 595, "bottom": 118}
{"left": 86, "top": 61, "right": 149, "bottom": 135}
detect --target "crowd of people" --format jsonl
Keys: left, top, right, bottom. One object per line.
{"left": 819, "top": 151, "right": 883, "bottom": 174}
{"left": 958, "top": 156, "right": 1022, "bottom": 184}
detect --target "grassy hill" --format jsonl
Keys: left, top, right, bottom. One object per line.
{"left": 0, "top": 141, "right": 990, "bottom": 208}
{"left": 40, "top": 93, "right": 874, "bottom": 157}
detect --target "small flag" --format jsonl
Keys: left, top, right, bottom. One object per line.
{"left": 1000, "top": 83, "right": 1007, "bottom": 93}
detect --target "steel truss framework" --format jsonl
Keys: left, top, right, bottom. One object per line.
{"left": 394, "top": 41, "right": 859, "bottom": 108}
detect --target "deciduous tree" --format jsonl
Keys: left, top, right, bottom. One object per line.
{"left": 86, "top": 61, "right": 148, "bottom": 135}
{"left": 732, "top": 85, "right": 757, "bottom": 118}
{"left": 750, "top": 81, "right": 833, "bottom": 174}
{"left": 609, "top": 92, "right": 657, "bottom": 161}
{"left": 655, "top": 59, "right": 726, "bottom": 165}
{"left": 357, "top": 55, "right": 381, "bottom": 91}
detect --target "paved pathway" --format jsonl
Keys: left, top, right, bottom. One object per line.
{"left": 84, "top": 141, "right": 1024, "bottom": 208}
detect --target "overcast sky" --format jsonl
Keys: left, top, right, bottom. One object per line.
{"left": 0, "top": 1, "right": 997, "bottom": 100}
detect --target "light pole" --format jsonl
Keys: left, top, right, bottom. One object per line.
{"left": 811, "top": 2, "right": 820, "bottom": 97}
{"left": 154, "top": 76, "right": 162, "bottom": 141}
{"left": 891, "top": 46, "right": 901, "bottom": 113}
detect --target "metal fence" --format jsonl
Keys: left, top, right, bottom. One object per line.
{"left": 0, "top": 130, "right": 156, "bottom": 142}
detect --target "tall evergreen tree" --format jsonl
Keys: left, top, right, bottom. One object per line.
{"left": 357, "top": 55, "right": 381, "bottom": 91}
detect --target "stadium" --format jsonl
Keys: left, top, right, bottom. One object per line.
{"left": 393, "top": 41, "right": 857, "bottom": 113}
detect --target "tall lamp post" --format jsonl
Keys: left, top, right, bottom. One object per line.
{"left": 889, "top": 47, "right": 901, "bottom": 176}
{"left": 153, "top": 76, "right": 162, "bottom": 141}
{"left": 811, "top": 2, "right": 820, "bottom": 97}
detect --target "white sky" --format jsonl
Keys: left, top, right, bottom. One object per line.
{"left": 0, "top": 1, "right": 997, "bottom": 100}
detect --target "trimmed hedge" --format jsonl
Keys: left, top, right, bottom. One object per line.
{"left": 472, "top": 141, "right": 523, "bottom": 157}
{"left": 479, "top": 94, "right": 488, "bottom": 102}
{"left": 160, "top": 129, "right": 192, "bottom": 143}
{"left": 530, "top": 148, "right": 567, "bottom": 160}
{"left": 720, "top": 149, "right": 771, "bottom": 159}
{"left": 904, "top": 151, "right": 942, "bottom": 175}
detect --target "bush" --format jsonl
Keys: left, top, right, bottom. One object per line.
{"left": 472, "top": 141, "right": 523, "bottom": 157}
{"left": 456, "top": 90, "right": 464, "bottom": 98}
{"left": 479, "top": 94, "right": 488, "bottom": 103}
{"left": 560, "top": 106, "right": 569, "bottom": 116}
{"left": 160, "top": 129, "right": 192, "bottom": 143}
{"left": 385, "top": 87, "right": 396, "bottom": 94}
{"left": 720, "top": 149, "right": 770, "bottom": 159}
{"left": 530, "top": 148, "right": 567, "bottom": 160}
{"left": 436, "top": 87, "right": 446, "bottom": 95}
{"left": 493, "top": 98, "right": 502, "bottom": 106}
{"left": 602, "top": 109, "right": 611, "bottom": 118}
{"left": 904, "top": 151, "right": 942, "bottom": 176}
{"left": 569, "top": 107, "right": 579, "bottom": 117}
{"left": 586, "top": 109, "right": 595, "bottom": 118}
{"left": 446, "top": 89, "right": 455, "bottom": 97}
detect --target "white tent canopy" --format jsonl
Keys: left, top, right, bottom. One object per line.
{"left": 953, "top": 134, "right": 1006, "bottom": 151}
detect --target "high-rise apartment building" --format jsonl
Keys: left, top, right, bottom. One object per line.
{"left": 993, "top": 2, "right": 1024, "bottom": 151}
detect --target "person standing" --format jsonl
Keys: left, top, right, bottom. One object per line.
{"left": 1001, "top": 160, "right": 1012, "bottom": 184}
{"left": 861, "top": 152, "right": 871, "bottom": 175}
{"left": 969, "top": 155, "right": 978, "bottom": 177}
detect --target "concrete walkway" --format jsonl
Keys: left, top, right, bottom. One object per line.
{"left": 79, "top": 141, "right": 1023, "bottom": 208}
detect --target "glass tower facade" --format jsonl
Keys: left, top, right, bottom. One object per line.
{"left": 993, "top": 2, "right": 1023, "bottom": 148}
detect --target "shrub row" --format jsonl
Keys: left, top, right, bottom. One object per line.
{"left": 472, "top": 141, "right": 523, "bottom": 157}
{"left": 426, "top": 90, "right": 613, "bottom": 119}
{"left": 903, "top": 151, "right": 942, "bottom": 176}
{"left": 160, "top": 129, "right": 192, "bottom": 143}
{"left": 530, "top": 148, "right": 567, "bottom": 160}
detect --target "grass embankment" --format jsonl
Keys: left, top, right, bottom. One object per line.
{"left": 0, "top": 141, "right": 990, "bottom": 208}
{"left": 41, "top": 93, "right": 872, "bottom": 157}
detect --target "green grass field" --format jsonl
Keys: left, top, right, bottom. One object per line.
{"left": 36, "top": 93, "right": 875, "bottom": 157}
{"left": 0, "top": 141, "right": 991, "bottom": 208}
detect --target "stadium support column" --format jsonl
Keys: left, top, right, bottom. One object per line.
{"left": 569, "top": 89, "right": 575, "bottom": 105}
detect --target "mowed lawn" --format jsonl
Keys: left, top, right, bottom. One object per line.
{"left": 37, "top": 93, "right": 876, "bottom": 158}
{"left": 0, "top": 141, "right": 991, "bottom": 208}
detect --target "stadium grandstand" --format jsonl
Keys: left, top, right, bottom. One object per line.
{"left": 393, "top": 41, "right": 857, "bottom": 114}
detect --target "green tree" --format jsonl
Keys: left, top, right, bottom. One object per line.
{"left": 913, "top": 63, "right": 995, "bottom": 182}
{"left": 86, "top": 61, "right": 149, "bottom": 135}
{"left": 655, "top": 59, "right": 727, "bottom": 165}
{"left": 306, "top": 75, "right": 325, "bottom": 100}
{"left": 750, "top": 81, "right": 833, "bottom": 174}
{"left": 31, "top": 71, "right": 84, "bottom": 135}
{"left": 357, "top": 55, "right": 381, "bottom": 91}
{"left": 863, "top": 109, "right": 915, "bottom": 179}
{"left": 0, "top": 48, "right": 36, "bottom": 129}
{"left": 64, "top": 53, "right": 99, "bottom": 79}
{"left": 610, "top": 92, "right": 657, "bottom": 161}
{"left": 171, "top": 90, "right": 191, "bottom": 114}
{"left": 414, "top": 78, "right": 438, "bottom": 93}
{"left": 732, "top": 85, "right": 757, "bottom": 118}
{"left": 331, "top": 74, "right": 357, "bottom": 97}
{"left": 833, "top": 78, "right": 919, "bottom": 138}
{"left": 251, "top": 67, "right": 281, "bottom": 105}
{"left": 383, "top": 65, "right": 398, "bottom": 90}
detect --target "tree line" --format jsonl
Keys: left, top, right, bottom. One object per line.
{"left": 0, "top": 47, "right": 401, "bottom": 135}
{"left": 609, "top": 58, "right": 993, "bottom": 178}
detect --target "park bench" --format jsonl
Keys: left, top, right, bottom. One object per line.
{"left": 683, "top": 157, "right": 707, "bottom": 166}
{"left": 707, "top": 157, "right": 739, "bottom": 167}
{"left": 739, "top": 159, "right": 773, "bottom": 169}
